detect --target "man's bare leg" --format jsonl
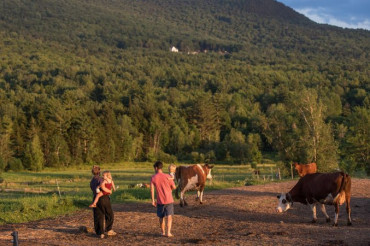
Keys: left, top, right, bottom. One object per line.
{"left": 167, "top": 215, "right": 173, "bottom": 237}
{"left": 159, "top": 218, "right": 165, "bottom": 236}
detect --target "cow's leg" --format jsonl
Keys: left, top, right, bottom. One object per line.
{"left": 195, "top": 190, "right": 200, "bottom": 201}
{"left": 199, "top": 190, "right": 204, "bottom": 204}
{"left": 333, "top": 203, "right": 340, "bottom": 226}
{"left": 346, "top": 193, "right": 352, "bottom": 226}
{"left": 180, "top": 190, "right": 185, "bottom": 207}
{"left": 184, "top": 197, "right": 188, "bottom": 206}
{"left": 198, "top": 185, "right": 205, "bottom": 204}
{"left": 175, "top": 181, "right": 181, "bottom": 199}
{"left": 319, "top": 204, "right": 330, "bottom": 222}
{"left": 310, "top": 203, "right": 317, "bottom": 223}
{"left": 181, "top": 190, "right": 188, "bottom": 206}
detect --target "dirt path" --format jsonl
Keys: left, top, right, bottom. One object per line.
{"left": 1, "top": 179, "right": 369, "bottom": 245}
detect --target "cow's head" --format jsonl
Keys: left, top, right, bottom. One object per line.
{"left": 276, "top": 193, "right": 293, "bottom": 213}
{"left": 204, "top": 164, "right": 214, "bottom": 179}
{"left": 294, "top": 163, "right": 300, "bottom": 170}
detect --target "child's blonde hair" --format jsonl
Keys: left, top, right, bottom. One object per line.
{"left": 168, "top": 164, "right": 176, "bottom": 172}
{"left": 102, "top": 170, "right": 112, "bottom": 179}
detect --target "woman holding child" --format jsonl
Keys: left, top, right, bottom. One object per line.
{"left": 90, "top": 165, "right": 117, "bottom": 239}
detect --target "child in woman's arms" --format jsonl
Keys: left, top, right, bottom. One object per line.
{"left": 89, "top": 170, "right": 116, "bottom": 208}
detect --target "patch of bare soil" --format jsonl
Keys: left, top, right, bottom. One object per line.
{"left": 1, "top": 179, "right": 369, "bottom": 245}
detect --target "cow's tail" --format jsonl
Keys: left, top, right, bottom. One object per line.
{"left": 333, "top": 172, "right": 349, "bottom": 205}
{"left": 175, "top": 167, "right": 181, "bottom": 199}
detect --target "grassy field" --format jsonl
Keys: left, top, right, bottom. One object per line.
{"left": 0, "top": 162, "right": 279, "bottom": 225}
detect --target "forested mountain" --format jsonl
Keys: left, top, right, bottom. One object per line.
{"left": 0, "top": 0, "right": 369, "bottom": 175}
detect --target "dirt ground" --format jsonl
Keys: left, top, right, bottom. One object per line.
{"left": 0, "top": 179, "right": 369, "bottom": 246}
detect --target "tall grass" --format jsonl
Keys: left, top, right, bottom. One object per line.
{"left": 0, "top": 162, "right": 279, "bottom": 224}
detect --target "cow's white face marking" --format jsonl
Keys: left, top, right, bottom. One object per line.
{"left": 207, "top": 169, "right": 212, "bottom": 180}
{"left": 276, "top": 193, "right": 292, "bottom": 213}
{"left": 183, "top": 174, "right": 198, "bottom": 192}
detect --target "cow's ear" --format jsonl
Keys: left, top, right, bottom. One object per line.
{"left": 277, "top": 195, "right": 281, "bottom": 199}
{"left": 208, "top": 165, "right": 214, "bottom": 169}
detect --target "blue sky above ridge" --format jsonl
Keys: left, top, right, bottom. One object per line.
{"left": 278, "top": 0, "right": 370, "bottom": 30}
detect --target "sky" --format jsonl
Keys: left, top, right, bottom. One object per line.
{"left": 278, "top": 0, "right": 370, "bottom": 30}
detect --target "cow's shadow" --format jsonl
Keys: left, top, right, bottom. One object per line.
{"left": 174, "top": 195, "right": 370, "bottom": 226}
{"left": 116, "top": 189, "right": 370, "bottom": 228}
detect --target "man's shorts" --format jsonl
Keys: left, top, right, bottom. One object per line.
{"left": 157, "top": 203, "right": 174, "bottom": 218}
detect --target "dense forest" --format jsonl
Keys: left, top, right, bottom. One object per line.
{"left": 0, "top": 0, "right": 369, "bottom": 175}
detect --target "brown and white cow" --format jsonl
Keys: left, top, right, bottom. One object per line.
{"left": 294, "top": 162, "right": 317, "bottom": 177}
{"left": 175, "top": 164, "right": 214, "bottom": 207}
{"left": 276, "top": 172, "right": 352, "bottom": 226}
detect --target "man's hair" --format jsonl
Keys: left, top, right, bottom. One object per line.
{"left": 92, "top": 165, "right": 100, "bottom": 176}
{"left": 153, "top": 161, "right": 163, "bottom": 169}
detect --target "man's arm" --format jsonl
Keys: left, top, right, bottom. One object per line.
{"left": 150, "top": 182, "right": 156, "bottom": 207}
{"left": 170, "top": 180, "right": 176, "bottom": 190}
{"left": 112, "top": 180, "right": 116, "bottom": 192}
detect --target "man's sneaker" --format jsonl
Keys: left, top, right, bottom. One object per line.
{"left": 100, "top": 234, "right": 105, "bottom": 239}
{"left": 107, "top": 230, "right": 117, "bottom": 236}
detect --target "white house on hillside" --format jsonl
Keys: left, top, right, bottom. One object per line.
{"left": 170, "top": 46, "right": 179, "bottom": 52}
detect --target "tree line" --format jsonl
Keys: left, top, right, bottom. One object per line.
{"left": 0, "top": 36, "right": 368, "bottom": 175}
{"left": 0, "top": 0, "right": 369, "bottom": 175}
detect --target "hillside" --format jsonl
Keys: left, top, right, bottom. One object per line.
{"left": 0, "top": 0, "right": 369, "bottom": 174}
{"left": 1, "top": 0, "right": 368, "bottom": 57}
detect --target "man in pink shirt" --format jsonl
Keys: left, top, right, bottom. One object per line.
{"left": 151, "top": 161, "right": 176, "bottom": 237}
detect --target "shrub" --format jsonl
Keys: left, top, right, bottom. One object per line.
{"left": 0, "top": 156, "right": 6, "bottom": 172}
{"left": 7, "top": 158, "right": 24, "bottom": 172}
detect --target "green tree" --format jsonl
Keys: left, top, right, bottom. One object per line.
{"left": 48, "top": 134, "right": 71, "bottom": 167}
{"left": 224, "top": 128, "right": 247, "bottom": 162}
{"left": 290, "top": 89, "right": 338, "bottom": 172}
{"left": 23, "top": 134, "right": 45, "bottom": 171}
{"left": 0, "top": 115, "right": 13, "bottom": 164}
{"left": 246, "top": 133, "right": 262, "bottom": 163}
{"left": 262, "top": 103, "right": 298, "bottom": 163}
{"left": 342, "top": 107, "right": 370, "bottom": 174}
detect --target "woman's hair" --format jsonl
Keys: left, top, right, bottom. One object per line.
{"left": 92, "top": 165, "right": 100, "bottom": 176}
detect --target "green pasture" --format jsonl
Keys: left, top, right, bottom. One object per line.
{"left": 0, "top": 162, "right": 279, "bottom": 225}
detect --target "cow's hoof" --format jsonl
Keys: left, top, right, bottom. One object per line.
{"left": 184, "top": 201, "right": 188, "bottom": 206}
{"left": 200, "top": 201, "right": 203, "bottom": 204}
{"left": 326, "top": 218, "right": 331, "bottom": 223}
{"left": 347, "top": 222, "right": 352, "bottom": 226}
{"left": 180, "top": 202, "right": 184, "bottom": 207}
{"left": 333, "top": 223, "right": 338, "bottom": 227}
{"left": 311, "top": 219, "right": 317, "bottom": 224}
